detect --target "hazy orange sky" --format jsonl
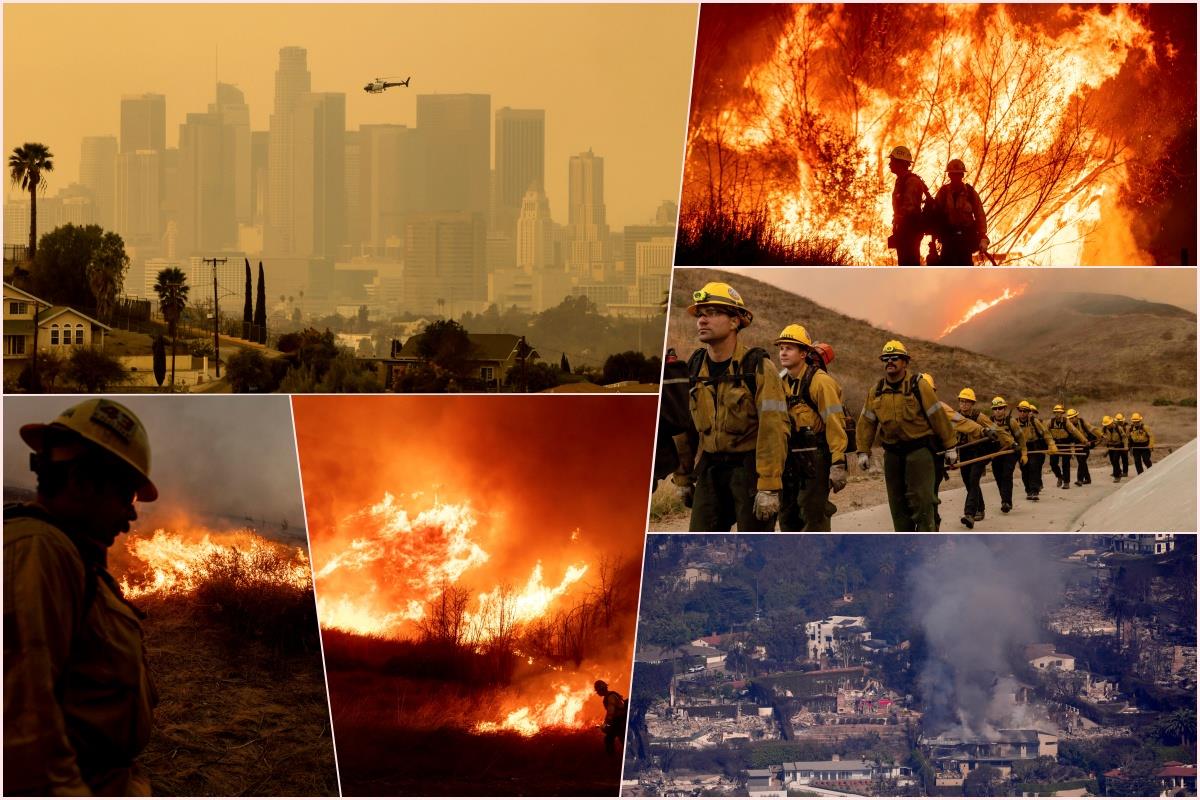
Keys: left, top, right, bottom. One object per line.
{"left": 293, "top": 395, "right": 656, "bottom": 589}
{"left": 723, "top": 267, "right": 1198, "bottom": 341}
{"left": 4, "top": 4, "right": 697, "bottom": 228}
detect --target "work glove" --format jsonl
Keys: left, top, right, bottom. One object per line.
{"left": 829, "top": 463, "right": 848, "bottom": 494}
{"left": 944, "top": 448, "right": 959, "bottom": 467}
{"left": 979, "top": 235, "right": 990, "bottom": 252}
{"left": 1020, "top": 453, "right": 1028, "bottom": 466}
{"left": 753, "top": 490, "right": 780, "bottom": 522}
{"left": 856, "top": 452, "right": 870, "bottom": 472}
{"left": 984, "top": 427, "right": 1000, "bottom": 441}
{"left": 675, "top": 482, "right": 694, "bottom": 508}
{"left": 1048, "top": 443, "right": 1059, "bottom": 455}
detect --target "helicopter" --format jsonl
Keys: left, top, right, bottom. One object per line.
{"left": 363, "top": 76, "right": 411, "bottom": 94}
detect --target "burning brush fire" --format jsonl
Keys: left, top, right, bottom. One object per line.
{"left": 312, "top": 493, "right": 619, "bottom": 736}
{"left": 116, "top": 527, "right": 312, "bottom": 599}
{"left": 939, "top": 284, "right": 1027, "bottom": 339}
{"left": 686, "top": 4, "right": 1194, "bottom": 265}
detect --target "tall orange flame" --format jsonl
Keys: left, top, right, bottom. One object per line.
{"left": 474, "top": 683, "right": 595, "bottom": 737}
{"left": 939, "top": 285, "right": 1027, "bottom": 338}
{"left": 117, "top": 528, "right": 311, "bottom": 599}
{"left": 690, "top": 4, "right": 1159, "bottom": 264}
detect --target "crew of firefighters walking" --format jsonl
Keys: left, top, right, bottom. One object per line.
{"left": 888, "top": 146, "right": 991, "bottom": 266}
{"left": 670, "top": 281, "right": 1162, "bottom": 532}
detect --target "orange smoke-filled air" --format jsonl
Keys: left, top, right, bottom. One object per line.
{"left": 117, "top": 527, "right": 311, "bottom": 599}
{"left": 686, "top": 4, "right": 1193, "bottom": 265}
{"left": 939, "top": 285, "right": 1027, "bottom": 339}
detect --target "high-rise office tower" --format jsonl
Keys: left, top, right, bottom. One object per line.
{"left": 177, "top": 112, "right": 237, "bottom": 256}
{"left": 209, "top": 83, "right": 252, "bottom": 224}
{"left": 250, "top": 131, "right": 269, "bottom": 226}
{"left": 416, "top": 94, "right": 490, "bottom": 217}
{"left": 120, "top": 94, "right": 166, "bottom": 153}
{"left": 403, "top": 212, "right": 486, "bottom": 315}
{"left": 494, "top": 108, "right": 545, "bottom": 235}
{"left": 265, "top": 46, "right": 312, "bottom": 255}
{"left": 567, "top": 149, "right": 608, "bottom": 278}
{"left": 80, "top": 136, "right": 117, "bottom": 230}
{"left": 358, "top": 124, "right": 426, "bottom": 251}
{"left": 344, "top": 130, "right": 361, "bottom": 251}
{"left": 516, "top": 185, "right": 555, "bottom": 272}
{"left": 116, "top": 150, "right": 161, "bottom": 245}
{"left": 294, "top": 92, "right": 345, "bottom": 259}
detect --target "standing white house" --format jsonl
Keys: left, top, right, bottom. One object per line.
{"left": 3, "top": 282, "right": 111, "bottom": 382}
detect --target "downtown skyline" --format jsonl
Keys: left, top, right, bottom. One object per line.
{"left": 3, "top": 4, "right": 696, "bottom": 230}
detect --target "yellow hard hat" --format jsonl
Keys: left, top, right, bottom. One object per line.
{"left": 921, "top": 373, "right": 936, "bottom": 390}
{"left": 1115, "top": 413, "right": 1125, "bottom": 422}
{"left": 1053, "top": 404, "right": 1065, "bottom": 413}
{"left": 20, "top": 398, "right": 157, "bottom": 501}
{"left": 880, "top": 339, "right": 909, "bottom": 359}
{"left": 775, "top": 324, "right": 813, "bottom": 348}
{"left": 1102, "top": 415, "right": 1114, "bottom": 426}
{"left": 1067, "top": 408, "right": 1079, "bottom": 419}
{"left": 991, "top": 396, "right": 1007, "bottom": 408}
{"left": 1131, "top": 412, "right": 1143, "bottom": 422}
{"left": 687, "top": 281, "right": 753, "bottom": 325}
{"left": 888, "top": 145, "right": 913, "bottom": 163}
{"left": 947, "top": 158, "right": 967, "bottom": 174}
{"left": 958, "top": 388, "right": 977, "bottom": 402}
{"left": 1029, "top": 403, "right": 1039, "bottom": 412}
{"left": 1017, "top": 400, "right": 1032, "bottom": 411}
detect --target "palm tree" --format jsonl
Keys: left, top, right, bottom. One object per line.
{"left": 153, "top": 267, "right": 189, "bottom": 392}
{"left": 8, "top": 143, "right": 54, "bottom": 261}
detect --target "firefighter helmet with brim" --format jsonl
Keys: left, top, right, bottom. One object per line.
{"left": 774, "top": 324, "right": 813, "bottom": 348}
{"left": 20, "top": 398, "right": 158, "bottom": 502}
{"left": 687, "top": 282, "right": 753, "bottom": 326}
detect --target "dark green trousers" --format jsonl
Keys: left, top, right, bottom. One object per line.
{"left": 779, "top": 447, "right": 835, "bottom": 532}
{"left": 690, "top": 452, "right": 775, "bottom": 532}
{"left": 883, "top": 445, "right": 938, "bottom": 532}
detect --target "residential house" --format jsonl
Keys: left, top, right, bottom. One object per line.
{"left": 805, "top": 615, "right": 872, "bottom": 660}
{"left": 3, "top": 282, "right": 111, "bottom": 382}
{"left": 383, "top": 332, "right": 538, "bottom": 390}
{"left": 782, "top": 758, "right": 874, "bottom": 786}
{"left": 1030, "top": 653, "right": 1076, "bottom": 672}
{"left": 1107, "top": 534, "right": 1176, "bottom": 556}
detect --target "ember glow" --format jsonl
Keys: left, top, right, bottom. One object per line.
{"left": 939, "top": 285, "right": 1027, "bottom": 339}
{"left": 474, "top": 683, "right": 595, "bottom": 736}
{"left": 685, "top": 4, "right": 1195, "bottom": 265}
{"left": 117, "top": 528, "right": 311, "bottom": 599}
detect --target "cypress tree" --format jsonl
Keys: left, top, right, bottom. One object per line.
{"left": 242, "top": 258, "right": 253, "bottom": 339}
{"left": 560, "top": 352, "right": 571, "bottom": 373}
{"left": 254, "top": 262, "right": 267, "bottom": 344}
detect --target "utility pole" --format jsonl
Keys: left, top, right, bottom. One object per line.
{"left": 203, "top": 257, "right": 228, "bottom": 377}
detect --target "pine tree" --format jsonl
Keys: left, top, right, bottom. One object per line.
{"left": 253, "top": 262, "right": 267, "bottom": 344}
{"left": 242, "top": 258, "right": 253, "bottom": 339}
{"left": 560, "top": 352, "right": 571, "bottom": 373}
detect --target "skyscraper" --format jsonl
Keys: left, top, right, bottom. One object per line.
{"left": 403, "top": 212, "right": 486, "bottom": 315}
{"left": 177, "top": 111, "right": 237, "bottom": 256}
{"left": 209, "top": 83, "right": 252, "bottom": 224}
{"left": 120, "top": 94, "right": 166, "bottom": 153}
{"left": 516, "top": 185, "right": 555, "bottom": 272}
{"left": 567, "top": 149, "right": 608, "bottom": 279}
{"left": 80, "top": 136, "right": 117, "bottom": 230}
{"left": 358, "top": 124, "right": 427, "bottom": 251}
{"left": 265, "top": 46, "right": 311, "bottom": 255}
{"left": 294, "top": 92, "right": 346, "bottom": 259}
{"left": 416, "top": 94, "right": 490, "bottom": 217}
{"left": 116, "top": 150, "right": 161, "bottom": 246}
{"left": 494, "top": 108, "right": 545, "bottom": 235}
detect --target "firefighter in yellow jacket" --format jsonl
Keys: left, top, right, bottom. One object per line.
{"left": 1047, "top": 404, "right": 1089, "bottom": 489}
{"left": 954, "top": 388, "right": 1012, "bottom": 528}
{"left": 1128, "top": 412, "right": 1155, "bottom": 473}
{"left": 775, "top": 324, "right": 848, "bottom": 531}
{"left": 856, "top": 341, "right": 957, "bottom": 531}
{"left": 5, "top": 399, "right": 159, "bottom": 796}
{"left": 932, "top": 159, "right": 988, "bottom": 265}
{"left": 1113, "top": 413, "right": 1131, "bottom": 477}
{"left": 683, "top": 282, "right": 789, "bottom": 531}
{"left": 989, "top": 397, "right": 1027, "bottom": 514}
{"left": 1068, "top": 408, "right": 1099, "bottom": 486}
{"left": 924, "top": 374, "right": 985, "bottom": 530}
{"left": 1016, "top": 401, "right": 1056, "bottom": 502}
{"left": 1099, "top": 415, "right": 1129, "bottom": 481}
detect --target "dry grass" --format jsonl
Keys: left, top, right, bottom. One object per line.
{"left": 134, "top": 584, "right": 337, "bottom": 795}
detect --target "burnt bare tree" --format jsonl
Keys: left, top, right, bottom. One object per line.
{"left": 417, "top": 579, "right": 471, "bottom": 647}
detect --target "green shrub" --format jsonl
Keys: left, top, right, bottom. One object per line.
{"left": 1180, "top": 397, "right": 1197, "bottom": 407}
{"left": 1152, "top": 398, "right": 1173, "bottom": 406}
